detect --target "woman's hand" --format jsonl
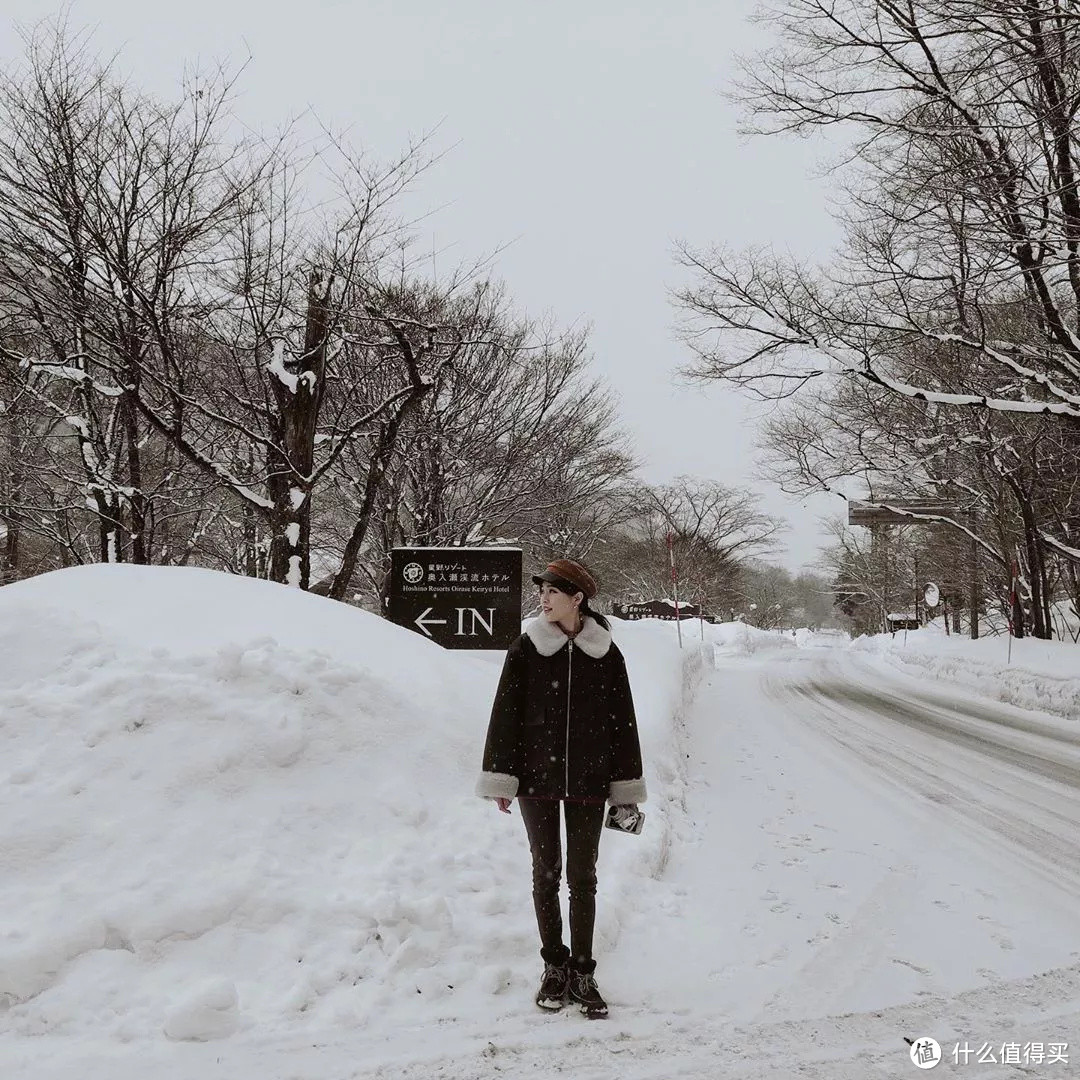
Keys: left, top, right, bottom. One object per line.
{"left": 495, "top": 797, "right": 512, "bottom": 814}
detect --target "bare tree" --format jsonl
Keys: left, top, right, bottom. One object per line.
{"left": 590, "top": 477, "right": 783, "bottom": 612}
{"left": 0, "top": 22, "right": 254, "bottom": 566}
{"left": 675, "top": 0, "right": 1080, "bottom": 569}
{"left": 0, "top": 20, "right": 461, "bottom": 589}
{"left": 0, "top": 19, "right": 645, "bottom": 604}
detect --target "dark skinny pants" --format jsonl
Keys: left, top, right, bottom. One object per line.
{"left": 518, "top": 797, "right": 606, "bottom": 974}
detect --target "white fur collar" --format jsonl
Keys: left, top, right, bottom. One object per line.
{"left": 525, "top": 615, "right": 612, "bottom": 659}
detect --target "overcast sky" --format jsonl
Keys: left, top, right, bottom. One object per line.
{"left": 2, "top": 1, "right": 844, "bottom": 571}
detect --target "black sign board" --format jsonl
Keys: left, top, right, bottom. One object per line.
{"left": 613, "top": 600, "right": 715, "bottom": 623}
{"left": 388, "top": 547, "right": 523, "bottom": 649}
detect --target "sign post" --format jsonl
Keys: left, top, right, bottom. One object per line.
{"left": 387, "top": 547, "right": 522, "bottom": 650}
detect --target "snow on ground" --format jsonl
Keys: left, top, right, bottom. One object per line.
{"left": 0, "top": 566, "right": 706, "bottom": 1073}
{"left": 674, "top": 618, "right": 797, "bottom": 658}
{"left": 850, "top": 624, "right": 1080, "bottom": 721}
{"left": 2, "top": 575, "right": 1077, "bottom": 1078}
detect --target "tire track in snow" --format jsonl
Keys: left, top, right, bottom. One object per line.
{"left": 768, "top": 657, "right": 1080, "bottom": 895}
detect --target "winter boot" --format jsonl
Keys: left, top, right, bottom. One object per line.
{"left": 568, "top": 968, "right": 608, "bottom": 1019}
{"left": 535, "top": 962, "right": 570, "bottom": 1010}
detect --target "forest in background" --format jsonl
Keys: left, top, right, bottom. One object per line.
{"left": 677, "top": 0, "right": 1080, "bottom": 640}
{"left": 0, "top": 20, "right": 848, "bottom": 629}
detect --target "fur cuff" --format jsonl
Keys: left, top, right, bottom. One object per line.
{"left": 609, "top": 777, "right": 647, "bottom": 804}
{"left": 476, "top": 772, "right": 519, "bottom": 800}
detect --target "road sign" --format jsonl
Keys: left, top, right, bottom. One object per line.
{"left": 613, "top": 600, "right": 715, "bottom": 622}
{"left": 388, "top": 547, "right": 523, "bottom": 649}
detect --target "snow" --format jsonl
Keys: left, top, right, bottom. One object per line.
{"left": 852, "top": 625, "right": 1080, "bottom": 721}
{"left": 35, "top": 367, "right": 124, "bottom": 397}
{"left": 1, "top": 569, "right": 1076, "bottom": 1078}
{"left": 207, "top": 464, "right": 275, "bottom": 511}
{"left": 163, "top": 979, "right": 240, "bottom": 1042}
{"left": 705, "top": 619, "right": 797, "bottom": 655}
{"left": 0, "top": 567, "right": 707, "bottom": 1072}
{"left": 289, "top": 488, "right": 306, "bottom": 511}
{"left": 284, "top": 522, "right": 301, "bottom": 548}
{"left": 286, "top": 554, "right": 302, "bottom": 587}
{"left": 685, "top": 647, "right": 1080, "bottom": 1056}
{"left": 266, "top": 340, "right": 298, "bottom": 393}
{"left": 1051, "top": 600, "right": 1080, "bottom": 642}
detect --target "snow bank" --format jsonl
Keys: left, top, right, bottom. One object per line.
{"left": 851, "top": 626, "right": 1080, "bottom": 721}
{"left": 705, "top": 620, "right": 797, "bottom": 656}
{"left": 0, "top": 566, "right": 705, "bottom": 1044}
{"left": 794, "top": 627, "right": 849, "bottom": 648}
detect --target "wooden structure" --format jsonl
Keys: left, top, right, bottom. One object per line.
{"left": 847, "top": 499, "right": 980, "bottom": 640}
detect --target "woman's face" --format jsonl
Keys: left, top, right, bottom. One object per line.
{"left": 539, "top": 582, "right": 582, "bottom": 625}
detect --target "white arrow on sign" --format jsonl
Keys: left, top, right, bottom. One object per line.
{"left": 414, "top": 607, "right": 448, "bottom": 637}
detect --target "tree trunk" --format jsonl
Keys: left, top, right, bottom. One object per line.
{"left": 266, "top": 270, "right": 331, "bottom": 589}
{"left": 93, "top": 493, "right": 123, "bottom": 564}
{"left": 328, "top": 345, "right": 441, "bottom": 601}
{"left": 329, "top": 415, "right": 406, "bottom": 602}
{"left": 1, "top": 505, "right": 18, "bottom": 584}
{"left": 1011, "top": 582, "right": 1026, "bottom": 639}
{"left": 1, "top": 418, "right": 22, "bottom": 584}
{"left": 121, "top": 389, "right": 148, "bottom": 564}
{"left": 1013, "top": 482, "right": 1053, "bottom": 640}
{"left": 267, "top": 476, "right": 312, "bottom": 588}
{"left": 242, "top": 498, "right": 261, "bottom": 577}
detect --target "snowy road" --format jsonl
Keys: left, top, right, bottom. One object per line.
{"left": 286, "top": 649, "right": 1080, "bottom": 1077}
{"left": 595, "top": 646, "right": 1080, "bottom": 1077}
{"left": 769, "top": 653, "right": 1080, "bottom": 890}
{"left": 5, "top": 635, "right": 1078, "bottom": 1079}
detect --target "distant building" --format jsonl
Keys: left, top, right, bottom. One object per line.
{"left": 886, "top": 612, "right": 919, "bottom": 632}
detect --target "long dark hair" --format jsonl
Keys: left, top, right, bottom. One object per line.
{"left": 580, "top": 597, "right": 610, "bottom": 631}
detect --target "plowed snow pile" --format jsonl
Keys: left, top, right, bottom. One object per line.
{"left": 0, "top": 566, "right": 699, "bottom": 1044}
{"left": 852, "top": 626, "right": 1080, "bottom": 721}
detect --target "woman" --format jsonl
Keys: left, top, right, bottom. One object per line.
{"left": 476, "top": 558, "right": 646, "bottom": 1019}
